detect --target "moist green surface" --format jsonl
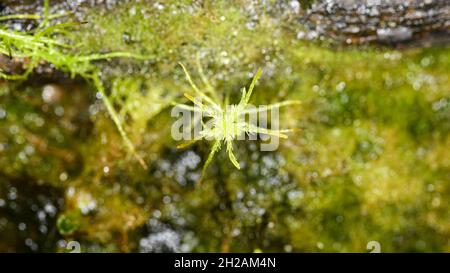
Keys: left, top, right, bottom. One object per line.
{"left": 0, "top": 1, "right": 449, "bottom": 252}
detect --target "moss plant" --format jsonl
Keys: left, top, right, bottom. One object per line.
{"left": 0, "top": 0, "right": 449, "bottom": 253}
{"left": 176, "top": 61, "right": 301, "bottom": 178}
{"left": 0, "top": 0, "right": 148, "bottom": 168}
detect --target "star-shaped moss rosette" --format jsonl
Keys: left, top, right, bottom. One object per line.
{"left": 175, "top": 62, "right": 301, "bottom": 179}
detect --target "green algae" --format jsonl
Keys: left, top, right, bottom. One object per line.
{"left": 0, "top": 0, "right": 449, "bottom": 253}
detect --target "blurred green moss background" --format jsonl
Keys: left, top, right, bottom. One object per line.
{"left": 0, "top": 0, "right": 449, "bottom": 252}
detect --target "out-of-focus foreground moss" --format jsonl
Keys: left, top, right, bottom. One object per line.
{"left": 0, "top": 0, "right": 449, "bottom": 252}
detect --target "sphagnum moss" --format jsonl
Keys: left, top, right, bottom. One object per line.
{"left": 0, "top": 0, "right": 149, "bottom": 168}
{"left": 176, "top": 61, "right": 301, "bottom": 179}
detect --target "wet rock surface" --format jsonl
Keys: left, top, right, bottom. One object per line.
{"left": 1, "top": 0, "right": 449, "bottom": 253}
{"left": 297, "top": 0, "right": 450, "bottom": 45}
{"left": 1, "top": 0, "right": 449, "bottom": 46}
{"left": 0, "top": 0, "right": 125, "bottom": 29}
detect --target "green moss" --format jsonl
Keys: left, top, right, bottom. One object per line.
{"left": 0, "top": 0, "right": 449, "bottom": 252}
{"left": 0, "top": 1, "right": 150, "bottom": 168}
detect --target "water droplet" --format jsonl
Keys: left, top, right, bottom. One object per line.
{"left": 336, "top": 82, "right": 346, "bottom": 92}
{"left": 42, "top": 84, "right": 63, "bottom": 104}
{"left": 54, "top": 106, "right": 65, "bottom": 117}
{"left": 59, "top": 172, "right": 68, "bottom": 182}
{"left": 163, "top": 195, "right": 171, "bottom": 204}
{"left": 0, "top": 108, "right": 6, "bottom": 119}
{"left": 18, "top": 222, "right": 27, "bottom": 231}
